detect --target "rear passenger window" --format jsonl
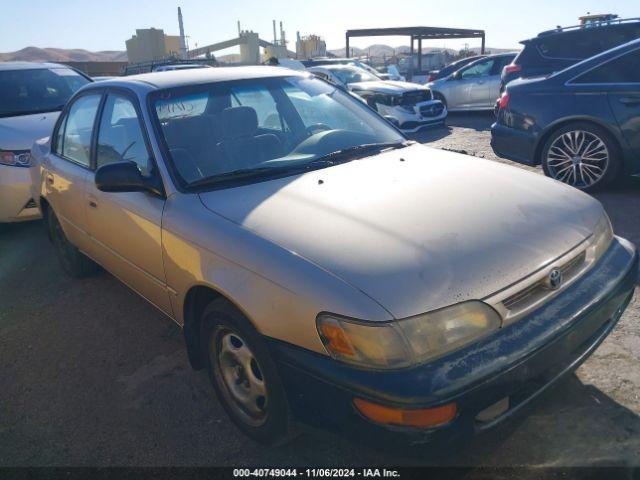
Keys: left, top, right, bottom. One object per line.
{"left": 574, "top": 49, "right": 640, "bottom": 84}
{"left": 60, "top": 94, "right": 101, "bottom": 167}
{"left": 97, "top": 95, "right": 150, "bottom": 175}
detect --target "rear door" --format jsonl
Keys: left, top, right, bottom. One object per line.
{"left": 84, "top": 90, "right": 172, "bottom": 315}
{"left": 573, "top": 48, "right": 640, "bottom": 161}
{"left": 44, "top": 92, "right": 102, "bottom": 251}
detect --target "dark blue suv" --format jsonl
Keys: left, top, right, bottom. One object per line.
{"left": 491, "top": 39, "right": 640, "bottom": 192}
{"left": 501, "top": 18, "right": 640, "bottom": 91}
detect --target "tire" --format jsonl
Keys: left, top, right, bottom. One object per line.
{"left": 48, "top": 208, "right": 98, "bottom": 278}
{"left": 541, "top": 122, "right": 621, "bottom": 192}
{"left": 200, "top": 299, "right": 293, "bottom": 445}
{"left": 433, "top": 92, "right": 447, "bottom": 110}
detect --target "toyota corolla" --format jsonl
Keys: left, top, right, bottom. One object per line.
{"left": 32, "top": 67, "right": 637, "bottom": 446}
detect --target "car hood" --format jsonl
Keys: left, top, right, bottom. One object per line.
{"left": 349, "top": 80, "right": 428, "bottom": 95}
{"left": 198, "top": 144, "right": 603, "bottom": 319}
{"left": 0, "top": 111, "right": 59, "bottom": 151}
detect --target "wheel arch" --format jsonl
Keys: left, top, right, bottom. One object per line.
{"left": 182, "top": 283, "right": 253, "bottom": 370}
{"left": 533, "top": 116, "right": 624, "bottom": 166}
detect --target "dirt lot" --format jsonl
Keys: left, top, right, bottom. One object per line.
{"left": 1, "top": 112, "right": 639, "bottom": 468}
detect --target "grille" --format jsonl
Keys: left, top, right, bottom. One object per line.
{"left": 502, "top": 251, "right": 587, "bottom": 314}
{"left": 420, "top": 103, "right": 445, "bottom": 117}
{"left": 400, "top": 90, "right": 431, "bottom": 105}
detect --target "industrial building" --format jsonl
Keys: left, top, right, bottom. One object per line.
{"left": 296, "top": 34, "right": 326, "bottom": 59}
{"left": 125, "top": 27, "right": 182, "bottom": 64}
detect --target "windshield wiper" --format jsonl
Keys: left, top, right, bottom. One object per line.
{"left": 188, "top": 165, "right": 295, "bottom": 189}
{"left": 307, "top": 141, "right": 412, "bottom": 168}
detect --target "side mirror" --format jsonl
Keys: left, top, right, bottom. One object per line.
{"left": 451, "top": 71, "right": 461, "bottom": 80}
{"left": 95, "top": 161, "right": 159, "bottom": 194}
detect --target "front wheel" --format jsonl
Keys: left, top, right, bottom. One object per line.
{"left": 201, "top": 299, "right": 293, "bottom": 445}
{"left": 433, "top": 92, "right": 447, "bottom": 110}
{"left": 541, "top": 122, "right": 621, "bottom": 192}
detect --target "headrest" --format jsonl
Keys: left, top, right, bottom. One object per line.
{"left": 221, "top": 106, "right": 258, "bottom": 138}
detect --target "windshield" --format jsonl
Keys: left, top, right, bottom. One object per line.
{"left": 330, "top": 67, "right": 380, "bottom": 85}
{"left": 152, "top": 75, "right": 405, "bottom": 189}
{"left": 0, "top": 68, "right": 90, "bottom": 118}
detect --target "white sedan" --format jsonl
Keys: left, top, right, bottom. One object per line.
{"left": 308, "top": 64, "right": 446, "bottom": 132}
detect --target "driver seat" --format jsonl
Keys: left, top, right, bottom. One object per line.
{"left": 216, "top": 107, "right": 282, "bottom": 169}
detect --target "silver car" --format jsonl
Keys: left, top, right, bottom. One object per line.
{"left": 0, "top": 62, "right": 90, "bottom": 224}
{"left": 308, "top": 64, "right": 447, "bottom": 132}
{"left": 427, "top": 53, "right": 517, "bottom": 111}
{"left": 32, "top": 67, "right": 637, "bottom": 446}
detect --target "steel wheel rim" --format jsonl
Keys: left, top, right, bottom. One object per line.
{"left": 546, "top": 130, "right": 609, "bottom": 189}
{"left": 212, "top": 328, "right": 268, "bottom": 427}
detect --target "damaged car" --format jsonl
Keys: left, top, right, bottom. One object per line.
{"left": 308, "top": 64, "right": 446, "bottom": 132}
{"left": 33, "top": 67, "right": 637, "bottom": 447}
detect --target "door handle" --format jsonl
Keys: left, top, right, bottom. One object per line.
{"left": 88, "top": 200, "right": 98, "bottom": 208}
{"left": 619, "top": 96, "right": 640, "bottom": 106}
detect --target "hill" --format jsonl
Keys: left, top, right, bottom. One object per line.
{"left": 0, "top": 47, "right": 127, "bottom": 62}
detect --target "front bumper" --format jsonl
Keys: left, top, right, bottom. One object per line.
{"left": 268, "top": 237, "right": 638, "bottom": 445}
{"left": 379, "top": 100, "right": 448, "bottom": 133}
{"left": 0, "top": 165, "right": 41, "bottom": 223}
{"left": 490, "top": 122, "right": 538, "bottom": 165}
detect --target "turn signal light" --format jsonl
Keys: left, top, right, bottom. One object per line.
{"left": 318, "top": 323, "right": 355, "bottom": 356}
{"left": 353, "top": 398, "right": 457, "bottom": 428}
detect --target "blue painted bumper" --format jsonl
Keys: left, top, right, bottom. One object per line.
{"left": 268, "top": 237, "right": 638, "bottom": 444}
{"left": 490, "top": 122, "right": 538, "bottom": 166}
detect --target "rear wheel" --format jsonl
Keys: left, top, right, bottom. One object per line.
{"left": 48, "top": 208, "right": 98, "bottom": 278}
{"left": 541, "top": 122, "right": 621, "bottom": 192}
{"left": 201, "top": 299, "right": 293, "bottom": 445}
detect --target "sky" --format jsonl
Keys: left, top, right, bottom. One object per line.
{"left": 2, "top": 0, "right": 638, "bottom": 54}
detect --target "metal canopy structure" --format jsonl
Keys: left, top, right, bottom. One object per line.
{"left": 345, "top": 26, "right": 486, "bottom": 77}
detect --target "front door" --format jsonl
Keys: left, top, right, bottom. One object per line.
{"left": 458, "top": 58, "right": 496, "bottom": 109}
{"left": 84, "top": 92, "right": 172, "bottom": 316}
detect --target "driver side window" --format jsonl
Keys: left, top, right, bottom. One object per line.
{"left": 461, "top": 59, "right": 496, "bottom": 79}
{"left": 96, "top": 95, "right": 150, "bottom": 175}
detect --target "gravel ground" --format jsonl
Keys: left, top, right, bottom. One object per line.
{"left": 0, "top": 112, "right": 639, "bottom": 468}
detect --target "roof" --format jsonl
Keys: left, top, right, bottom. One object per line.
{"left": 94, "top": 66, "right": 305, "bottom": 91}
{"left": 0, "top": 61, "right": 72, "bottom": 71}
{"left": 346, "top": 26, "right": 485, "bottom": 39}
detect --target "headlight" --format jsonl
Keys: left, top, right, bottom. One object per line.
{"left": 0, "top": 150, "right": 31, "bottom": 167}
{"left": 589, "top": 211, "right": 614, "bottom": 261}
{"left": 317, "top": 301, "right": 501, "bottom": 369}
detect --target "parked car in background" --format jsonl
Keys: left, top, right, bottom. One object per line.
{"left": 0, "top": 62, "right": 90, "bottom": 225}
{"left": 426, "top": 53, "right": 517, "bottom": 111}
{"left": 501, "top": 17, "right": 640, "bottom": 90}
{"left": 492, "top": 39, "right": 640, "bottom": 192}
{"left": 308, "top": 64, "right": 446, "bottom": 131}
{"left": 32, "top": 67, "right": 638, "bottom": 447}
{"left": 152, "top": 64, "right": 213, "bottom": 72}
{"left": 426, "top": 55, "right": 486, "bottom": 82}
{"left": 374, "top": 65, "right": 405, "bottom": 82}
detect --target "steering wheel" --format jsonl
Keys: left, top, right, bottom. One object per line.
{"left": 305, "top": 123, "right": 332, "bottom": 136}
